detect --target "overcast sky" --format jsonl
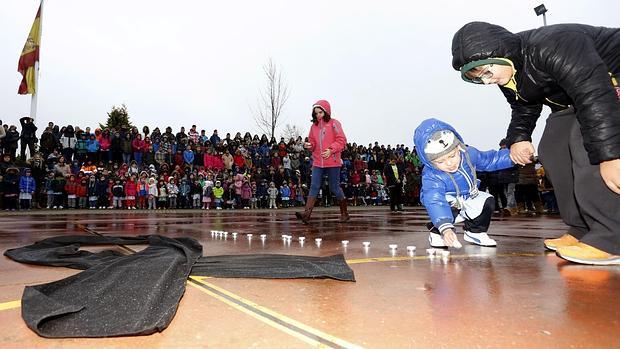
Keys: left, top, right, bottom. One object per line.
{"left": 1, "top": 0, "right": 618, "bottom": 150}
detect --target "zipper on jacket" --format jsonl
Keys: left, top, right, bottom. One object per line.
{"left": 456, "top": 156, "right": 476, "bottom": 195}
{"left": 318, "top": 120, "right": 325, "bottom": 167}
{"left": 545, "top": 98, "right": 568, "bottom": 108}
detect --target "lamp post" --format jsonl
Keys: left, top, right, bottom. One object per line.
{"left": 534, "top": 4, "right": 548, "bottom": 27}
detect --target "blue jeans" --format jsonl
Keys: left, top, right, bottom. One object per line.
{"left": 122, "top": 153, "right": 131, "bottom": 165}
{"left": 133, "top": 152, "right": 142, "bottom": 166}
{"left": 309, "top": 166, "right": 344, "bottom": 200}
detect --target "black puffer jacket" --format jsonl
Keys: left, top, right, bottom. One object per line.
{"left": 452, "top": 22, "right": 620, "bottom": 164}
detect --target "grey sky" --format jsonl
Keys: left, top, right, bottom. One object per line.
{"left": 1, "top": 0, "right": 618, "bottom": 151}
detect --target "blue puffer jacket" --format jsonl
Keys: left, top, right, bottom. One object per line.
{"left": 413, "top": 118, "right": 513, "bottom": 232}
{"left": 19, "top": 175, "right": 37, "bottom": 193}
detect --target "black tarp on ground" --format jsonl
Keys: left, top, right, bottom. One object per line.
{"left": 4, "top": 235, "right": 355, "bottom": 338}
{"left": 6, "top": 235, "right": 202, "bottom": 338}
{"left": 193, "top": 254, "right": 355, "bottom": 281}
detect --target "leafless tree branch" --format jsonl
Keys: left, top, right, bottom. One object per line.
{"left": 253, "top": 58, "right": 290, "bottom": 139}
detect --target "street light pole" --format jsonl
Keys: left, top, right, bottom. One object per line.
{"left": 534, "top": 4, "right": 548, "bottom": 27}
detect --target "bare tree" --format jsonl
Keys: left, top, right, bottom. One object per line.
{"left": 281, "top": 123, "right": 304, "bottom": 142}
{"left": 253, "top": 58, "right": 290, "bottom": 139}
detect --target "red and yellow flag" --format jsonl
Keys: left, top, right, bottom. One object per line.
{"left": 18, "top": 4, "right": 42, "bottom": 95}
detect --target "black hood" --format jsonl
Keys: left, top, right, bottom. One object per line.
{"left": 451, "top": 22, "right": 523, "bottom": 71}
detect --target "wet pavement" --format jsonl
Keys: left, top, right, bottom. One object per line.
{"left": 0, "top": 207, "right": 618, "bottom": 348}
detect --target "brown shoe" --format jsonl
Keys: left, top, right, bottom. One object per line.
{"left": 544, "top": 234, "right": 579, "bottom": 251}
{"left": 295, "top": 196, "right": 316, "bottom": 224}
{"left": 556, "top": 242, "right": 620, "bottom": 265}
{"left": 338, "top": 199, "right": 350, "bottom": 222}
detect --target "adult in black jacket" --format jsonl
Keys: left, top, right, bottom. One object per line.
{"left": 4, "top": 125, "right": 20, "bottom": 160}
{"left": 383, "top": 154, "right": 404, "bottom": 212}
{"left": 39, "top": 127, "right": 58, "bottom": 159}
{"left": 19, "top": 116, "right": 38, "bottom": 160}
{"left": 452, "top": 22, "right": 620, "bottom": 265}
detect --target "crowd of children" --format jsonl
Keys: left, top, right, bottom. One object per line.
{"left": 0, "top": 121, "right": 557, "bottom": 213}
{"left": 0, "top": 122, "right": 424, "bottom": 210}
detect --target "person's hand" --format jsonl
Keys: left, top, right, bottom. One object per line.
{"left": 600, "top": 159, "right": 620, "bottom": 195}
{"left": 303, "top": 142, "right": 313, "bottom": 149}
{"left": 442, "top": 228, "right": 461, "bottom": 248}
{"left": 321, "top": 148, "right": 332, "bottom": 159}
{"left": 509, "top": 141, "right": 535, "bottom": 165}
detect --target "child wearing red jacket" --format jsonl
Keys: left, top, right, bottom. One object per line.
{"left": 64, "top": 174, "right": 79, "bottom": 209}
{"left": 124, "top": 175, "right": 137, "bottom": 209}
{"left": 76, "top": 177, "right": 88, "bottom": 209}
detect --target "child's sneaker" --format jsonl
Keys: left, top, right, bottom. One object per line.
{"left": 428, "top": 232, "right": 447, "bottom": 248}
{"left": 464, "top": 231, "right": 497, "bottom": 247}
{"left": 426, "top": 222, "right": 446, "bottom": 248}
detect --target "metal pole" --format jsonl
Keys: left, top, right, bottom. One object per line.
{"left": 542, "top": 13, "right": 547, "bottom": 26}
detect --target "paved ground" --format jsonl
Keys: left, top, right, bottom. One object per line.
{"left": 0, "top": 207, "right": 618, "bottom": 348}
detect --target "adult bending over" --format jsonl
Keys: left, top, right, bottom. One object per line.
{"left": 452, "top": 22, "right": 620, "bottom": 265}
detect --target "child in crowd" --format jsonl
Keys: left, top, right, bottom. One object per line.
{"left": 257, "top": 180, "right": 268, "bottom": 209}
{"left": 51, "top": 173, "right": 66, "bottom": 209}
{"left": 213, "top": 180, "right": 224, "bottom": 209}
{"left": 147, "top": 178, "right": 158, "bottom": 209}
{"left": 241, "top": 177, "right": 252, "bottom": 209}
{"left": 234, "top": 173, "right": 244, "bottom": 208}
{"left": 77, "top": 176, "right": 88, "bottom": 209}
{"left": 413, "top": 118, "right": 514, "bottom": 248}
{"left": 158, "top": 179, "right": 168, "bottom": 209}
{"left": 280, "top": 181, "right": 291, "bottom": 208}
{"left": 64, "top": 174, "right": 78, "bottom": 209}
{"left": 107, "top": 178, "right": 115, "bottom": 209}
{"left": 19, "top": 168, "right": 36, "bottom": 210}
{"left": 44, "top": 171, "right": 54, "bottom": 209}
{"left": 225, "top": 180, "right": 236, "bottom": 209}
{"left": 112, "top": 180, "right": 124, "bottom": 209}
{"left": 202, "top": 178, "right": 213, "bottom": 209}
{"left": 191, "top": 179, "right": 202, "bottom": 208}
{"left": 3, "top": 168, "right": 19, "bottom": 211}
{"left": 88, "top": 175, "right": 98, "bottom": 209}
{"left": 250, "top": 181, "right": 258, "bottom": 209}
{"left": 296, "top": 183, "right": 306, "bottom": 207}
{"left": 137, "top": 175, "right": 148, "bottom": 209}
{"left": 267, "top": 181, "right": 278, "bottom": 209}
{"left": 179, "top": 178, "right": 190, "bottom": 208}
{"left": 167, "top": 178, "right": 179, "bottom": 209}
{"left": 125, "top": 175, "right": 137, "bottom": 209}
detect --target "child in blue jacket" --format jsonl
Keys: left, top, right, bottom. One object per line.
{"left": 413, "top": 118, "right": 514, "bottom": 248}
{"left": 19, "top": 168, "right": 36, "bottom": 210}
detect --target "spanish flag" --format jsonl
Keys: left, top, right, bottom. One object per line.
{"left": 18, "top": 4, "right": 42, "bottom": 95}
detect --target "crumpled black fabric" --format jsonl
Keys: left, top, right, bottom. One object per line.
{"left": 4, "top": 235, "right": 355, "bottom": 338}
{"left": 6, "top": 235, "right": 202, "bottom": 338}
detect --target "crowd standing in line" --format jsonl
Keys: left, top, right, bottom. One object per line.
{"left": 0, "top": 116, "right": 557, "bottom": 218}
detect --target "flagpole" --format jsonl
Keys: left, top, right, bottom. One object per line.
{"left": 30, "top": 0, "right": 44, "bottom": 123}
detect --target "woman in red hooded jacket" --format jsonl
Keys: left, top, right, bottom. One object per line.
{"left": 295, "top": 100, "right": 349, "bottom": 223}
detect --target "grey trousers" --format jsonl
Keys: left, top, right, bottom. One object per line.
{"left": 538, "top": 108, "right": 620, "bottom": 254}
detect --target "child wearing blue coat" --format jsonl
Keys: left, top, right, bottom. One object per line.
{"left": 413, "top": 118, "right": 514, "bottom": 248}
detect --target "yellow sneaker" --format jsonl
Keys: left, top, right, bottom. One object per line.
{"left": 544, "top": 234, "right": 578, "bottom": 251}
{"left": 556, "top": 242, "right": 620, "bottom": 265}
